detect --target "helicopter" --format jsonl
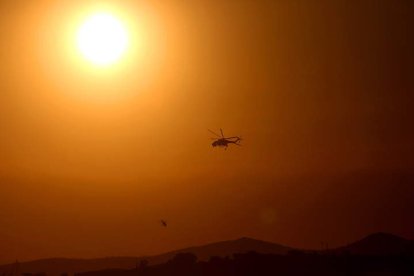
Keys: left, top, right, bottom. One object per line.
{"left": 208, "top": 129, "right": 241, "bottom": 149}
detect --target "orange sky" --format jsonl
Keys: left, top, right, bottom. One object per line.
{"left": 0, "top": 0, "right": 413, "bottom": 264}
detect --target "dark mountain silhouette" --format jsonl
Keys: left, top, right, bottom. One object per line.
{"left": 0, "top": 233, "right": 412, "bottom": 275}
{"left": 79, "top": 251, "right": 414, "bottom": 276}
{"left": 0, "top": 237, "right": 291, "bottom": 275}
{"left": 0, "top": 257, "right": 140, "bottom": 276}
{"left": 151, "top": 237, "right": 292, "bottom": 264}
{"left": 333, "top": 232, "right": 414, "bottom": 255}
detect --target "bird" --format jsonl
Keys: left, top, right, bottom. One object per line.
{"left": 160, "top": 219, "right": 167, "bottom": 227}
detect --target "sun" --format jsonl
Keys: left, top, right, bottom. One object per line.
{"left": 77, "top": 12, "right": 129, "bottom": 66}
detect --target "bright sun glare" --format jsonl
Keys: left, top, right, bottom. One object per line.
{"left": 77, "top": 12, "right": 129, "bottom": 66}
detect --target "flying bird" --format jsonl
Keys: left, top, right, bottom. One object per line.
{"left": 160, "top": 219, "right": 167, "bottom": 227}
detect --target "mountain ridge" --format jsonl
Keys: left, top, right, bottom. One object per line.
{"left": 334, "top": 232, "right": 414, "bottom": 255}
{"left": 0, "top": 233, "right": 412, "bottom": 275}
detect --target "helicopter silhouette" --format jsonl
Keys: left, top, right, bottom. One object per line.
{"left": 209, "top": 129, "right": 241, "bottom": 149}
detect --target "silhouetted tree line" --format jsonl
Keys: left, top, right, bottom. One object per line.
{"left": 75, "top": 250, "right": 414, "bottom": 276}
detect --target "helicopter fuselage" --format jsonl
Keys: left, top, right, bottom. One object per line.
{"left": 209, "top": 129, "right": 241, "bottom": 149}
{"left": 212, "top": 138, "right": 240, "bottom": 148}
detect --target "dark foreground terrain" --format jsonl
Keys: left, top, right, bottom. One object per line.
{"left": 2, "top": 233, "right": 413, "bottom": 276}
{"left": 78, "top": 251, "right": 414, "bottom": 276}
{"left": 77, "top": 233, "right": 414, "bottom": 276}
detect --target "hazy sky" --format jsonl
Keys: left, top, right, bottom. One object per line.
{"left": 0, "top": 0, "right": 413, "bottom": 264}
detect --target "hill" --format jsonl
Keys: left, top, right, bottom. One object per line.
{"left": 334, "top": 232, "right": 414, "bottom": 255}
{"left": 1, "top": 233, "right": 412, "bottom": 275}
{"left": 0, "top": 237, "right": 291, "bottom": 275}
{"left": 148, "top": 237, "right": 292, "bottom": 264}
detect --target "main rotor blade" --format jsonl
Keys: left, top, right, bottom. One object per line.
{"left": 220, "top": 128, "right": 224, "bottom": 138}
{"left": 208, "top": 129, "right": 221, "bottom": 137}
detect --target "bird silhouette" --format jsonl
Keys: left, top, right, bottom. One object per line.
{"left": 160, "top": 219, "right": 167, "bottom": 227}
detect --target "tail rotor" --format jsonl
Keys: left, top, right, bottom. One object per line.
{"left": 236, "top": 136, "right": 242, "bottom": 146}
